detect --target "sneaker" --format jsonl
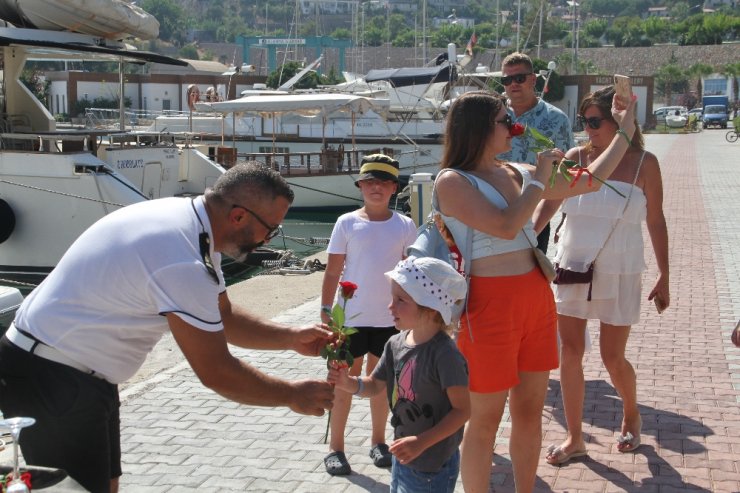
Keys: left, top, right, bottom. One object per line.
{"left": 369, "top": 443, "right": 392, "bottom": 468}
{"left": 324, "top": 451, "right": 351, "bottom": 476}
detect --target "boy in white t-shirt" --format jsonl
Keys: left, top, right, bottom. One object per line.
{"left": 321, "top": 154, "right": 417, "bottom": 476}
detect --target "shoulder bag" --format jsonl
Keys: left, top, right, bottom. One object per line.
{"left": 552, "top": 151, "right": 646, "bottom": 300}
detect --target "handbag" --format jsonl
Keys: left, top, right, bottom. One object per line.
{"left": 521, "top": 228, "right": 556, "bottom": 283}
{"left": 552, "top": 151, "right": 646, "bottom": 300}
{"left": 406, "top": 169, "right": 478, "bottom": 323}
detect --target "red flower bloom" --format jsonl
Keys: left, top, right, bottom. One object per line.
{"left": 338, "top": 281, "right": 358, "bottom": 299}
{"left": 509, "top": 122, "right": 526, "bottom": 137}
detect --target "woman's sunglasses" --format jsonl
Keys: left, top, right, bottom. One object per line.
{"left": 501, "top": 73, "right": 532, "bottom": 86}
{"left": 577, "top": 115, "right": 606, "bottom": 129}
{"left": 495, "top": 114, "right": 513, "bottom": 130}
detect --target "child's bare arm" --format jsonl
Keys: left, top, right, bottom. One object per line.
{"left": 327, "top": 366, "right": 386, "bottom": 397}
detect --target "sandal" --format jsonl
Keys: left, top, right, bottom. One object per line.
{"left": 616, "top": 431, "right": 641, "bottom": 453}
{"left": 617, "top": 416, "right": 642, "bottom": 453}
{"left": 369, "top": 443, "right": 392, "bottom": 468}
{"left": 545, "top": 444, "right": 588, "bottom": 466}
{"left": 324, "top": 451, "right": 351, "bottom": 476}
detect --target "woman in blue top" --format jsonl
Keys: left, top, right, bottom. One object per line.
{"left": 434, "top": 90, "right": 636, "bottom": 493}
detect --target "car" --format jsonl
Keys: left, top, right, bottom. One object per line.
{"left": 688, "top": 108, "right": 703, "bottom": 117}
{"left": 653, "top": 106, "right": 688, "bottom": 124}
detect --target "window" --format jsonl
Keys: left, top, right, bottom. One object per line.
{"left": 703, "top": 79, "right": 726, "bottom": 96}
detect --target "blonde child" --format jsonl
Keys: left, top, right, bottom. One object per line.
{"left": 321, "top": 154, "right": 417, "bottom": 475}
{"left": 328, "top": 256, "right": 470, "bottom": 492}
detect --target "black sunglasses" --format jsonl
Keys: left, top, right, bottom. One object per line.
{"left": 198, "top": 232, "right": 219, "bottom": 284}
{"left": 232, "top": 204, "right": 281, "bottom": 240}
{"left": 501, "top": 73, "right": 532, "bottom": 86}
{"left": 495, "top": 114, "right": 513, "bottom": 130}
{"left": 577, "top": 115, "right": 606, "bottom": 129}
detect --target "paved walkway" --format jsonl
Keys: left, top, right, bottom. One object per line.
{"left": 110, "top": 131, "right": 738, "bottom": 492}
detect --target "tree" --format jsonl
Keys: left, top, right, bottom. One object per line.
{"left": 655, "top": 63, "right": 688, "bottom": 105}
{"left": 688, "top": 63, "right": 715, "bottom": 98}
{"left": 20, "top": 69, "right": 50, "bottom": 105}
{"left": 179, "top": 44, "right": 199, "bottom": 60}
{"left": 266, "top": 62, "right": 320, "bottom": 90}
{"left": 139, "top": 0, "right": 185, "bottom": 44}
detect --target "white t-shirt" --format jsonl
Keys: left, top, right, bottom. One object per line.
{"left": 14, "top": 196, "right": 225, "bottom": 384}
{"left": 327, "top": 210, "right": 417, "bottom": 327}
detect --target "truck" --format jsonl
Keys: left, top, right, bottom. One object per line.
{"left": 702, "top": 95, "right": 729, "bottom": 129}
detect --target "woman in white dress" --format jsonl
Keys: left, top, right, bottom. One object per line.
{"left": 544, "top": 86, "right": 670, "bottom": 465}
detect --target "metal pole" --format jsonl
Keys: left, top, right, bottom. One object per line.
{"left": 516, "top": 0, "right": 521, "bottom": 52}
{"left": 537, "top": 1, "right": 544, "bottom": 59}
{"left": 119, "top": 57, "right": 125, "bottom": 131}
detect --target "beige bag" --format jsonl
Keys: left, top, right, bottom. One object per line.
{"left": 531, "top": 244, "right": 556, "bottom": 282}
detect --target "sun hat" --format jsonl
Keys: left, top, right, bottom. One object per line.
{"left": 354, "top": 153, "right": 400, "bottom": 187}
{"left": 385, "top": 256, "right": 467, "bottom": 325}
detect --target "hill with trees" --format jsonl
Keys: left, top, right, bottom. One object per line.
{"left": 139, "top": 0, "right": 738, "bottom": 60}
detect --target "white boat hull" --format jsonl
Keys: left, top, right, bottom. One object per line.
{"left": 0, "top": 151, "right": 146, "bottom": 282}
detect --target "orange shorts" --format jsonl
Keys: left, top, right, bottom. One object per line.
{"left": 457, "top": 268, "right": 558, "bottom": 393}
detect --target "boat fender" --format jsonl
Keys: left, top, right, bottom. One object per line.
{"left": 0, "top": 199, "right": 16, "bottom": 243}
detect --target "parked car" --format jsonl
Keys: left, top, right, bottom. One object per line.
{"left": 688, "top": 108, "right": 703, "bottom": 117}
{"left": 653, "top": 106, "right": 688, "bottom": 124}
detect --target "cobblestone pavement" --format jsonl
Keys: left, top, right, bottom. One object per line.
{"left": 115, "top": 131, "right": 739, "bottom": 492}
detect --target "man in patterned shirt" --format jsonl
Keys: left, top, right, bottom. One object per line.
{"left": 497, "top": 52, "right": 575, "bottom": 254}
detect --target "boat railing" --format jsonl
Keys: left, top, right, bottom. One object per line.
{"left": 84, "top": 108, "right": 158, "bottom": 130}
{"left": 234, "top": 146, "right": 395, "bottom": 176}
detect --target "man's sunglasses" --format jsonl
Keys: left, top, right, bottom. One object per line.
{"left": 232, "top": 204, "right": 281, "bottom": 240}
{"left": 577, "top": 115, "right": 606, "bottom": 129}
{"left": 495, "top": 114, "right": 513, "bottom": 130}
{"left": 501, "top": 73, "right": 532, "bottom": 86}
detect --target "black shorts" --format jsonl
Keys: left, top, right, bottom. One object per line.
{"left": 0, "top": 337, "right": 121, "bottom": 493}
{"left": 348, "top": 326, "right": 399, "bottom": 358}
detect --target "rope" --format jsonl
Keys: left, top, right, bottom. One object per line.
{"left": 0, "top": 179, "right": 129, "bottom": 207}
{"left": 0, "top": 277, "right": 38, "bottom": 289}
{"left": 285, "top": 180, "right": 364, "bottom": 203}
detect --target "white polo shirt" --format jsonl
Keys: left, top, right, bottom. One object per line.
{"left": 14, "top": 196, "right": 225, "bottom": 384}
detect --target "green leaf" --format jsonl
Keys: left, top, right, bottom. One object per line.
{"left": 342, "top": 327, "right": 359, "bottom": 336}
{"left": 320, "top": 346, "right": 329, "bottom": 359}
{"left": 527, "top": 127, "right": 555, "bottom": 149}
{"left": 331, "top": 305, "right": 345, "bottom": 328}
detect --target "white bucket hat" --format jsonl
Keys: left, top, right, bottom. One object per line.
{"left": 385, "top": 256, "right": 467, "bottom": 325}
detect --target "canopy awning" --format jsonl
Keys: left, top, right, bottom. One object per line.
{"left": 0, "top": 27, "right": 186, "bottom": 65}
{"left": 364, "top": 65, "right": 455, "bottom": 87}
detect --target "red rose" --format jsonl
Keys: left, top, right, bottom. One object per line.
{"left": 509, "top": 123, "right": 526, "bottom": 137}
{"left": 338, "top": 281, "right": 358, "bottom": 299}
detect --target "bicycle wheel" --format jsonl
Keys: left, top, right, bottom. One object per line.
{"left": 726, "top": 130, "right": 739, "bottom": 143}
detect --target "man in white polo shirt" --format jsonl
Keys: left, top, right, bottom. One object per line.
{"left": 0, "top": 162, "right": 335, "bottom": 492}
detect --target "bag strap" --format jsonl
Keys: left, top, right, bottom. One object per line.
{"left": 592, "top": 150, "right": 646, "bottom": 264}
{"left": 432, "top": 168, "right": 478, "bottom": 337}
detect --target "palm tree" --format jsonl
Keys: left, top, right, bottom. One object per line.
{"left": 655, "top": 63, "right": 687, "bottom": 106}
{"left": 688, "top": 63, "right": 715, "bottom": 101}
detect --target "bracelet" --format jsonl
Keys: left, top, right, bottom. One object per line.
{"left": 528, "top": 179, "right": 545, "bottom": 191}
{"left": 321, "top": 304, "right": 332, "bottom": 312}
{"left": 353, "top": 377, "right": 364, "bottom": 396}
{"left": 616, "top": 129, "right": 632, "bottom": 146}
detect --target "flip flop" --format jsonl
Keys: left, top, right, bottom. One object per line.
{"left": 616, "top": 431, "right": 642, "bottom": 453}
{"left": 324, "top": 451, "right": 351, "bottom": 476}
{"left": 545, "top": 444, "right": 588, "bottom": 466}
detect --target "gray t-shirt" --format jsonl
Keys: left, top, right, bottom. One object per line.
{"left": 372, "top": 330, "right": 468, "bottom": 472}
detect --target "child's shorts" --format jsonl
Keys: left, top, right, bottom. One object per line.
{"left": 457, "top": 268, "right": 558, "bottom": 393}
{"left": 349, "top": 326, "right": 398, "bottom": 358}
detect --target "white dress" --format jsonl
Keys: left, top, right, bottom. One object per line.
{"left": 553, "top": 180, "right": 647, "bottom": 326}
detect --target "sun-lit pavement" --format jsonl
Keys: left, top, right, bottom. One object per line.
{"left": 38, "top": 130, "right": 738, "bottom": 492}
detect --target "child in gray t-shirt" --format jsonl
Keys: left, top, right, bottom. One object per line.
{"left": 328, "top": 257, "right": 470, "bottom": 492}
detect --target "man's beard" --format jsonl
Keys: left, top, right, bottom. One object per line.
{"left": 224, "top": 239, "right": 264, "bottom": 263}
